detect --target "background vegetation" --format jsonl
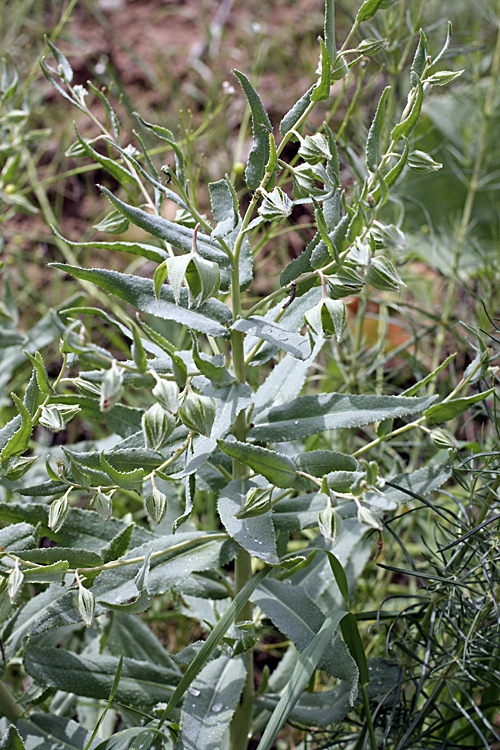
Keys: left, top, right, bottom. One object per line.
{"left": 1, "top": 0, "right": 500, "bottom": 748}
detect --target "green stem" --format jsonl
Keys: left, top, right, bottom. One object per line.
{"left": 360, "top": 683, "right": 378, "bottom": 750}
{"left": 0, "top": 681, "right": 23, "bottom": 723}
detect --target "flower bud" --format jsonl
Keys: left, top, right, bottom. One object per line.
{"left": 8, "top": 559, "right": 24, "bottom": 604}
{"left": 100, "top": 361, "right": 125, "bottom": 412}
{"left": 146, "top": 486, "right": 167, "bottom": 526}
{"left": 74, "top": 572, "right": 95, "bottom": 627}
{"left": 305, "top": 298, "right": 347, "bottom": 342}
{"left": 407, "top": 150, "right": 442, "bottom": 174}
{"left": 235, "top": 487, "right": 273, "bottom": 519}
{"left": 318, "top": 504, "right": 342, "bottom": 545}
{"left": 179, "top": 391, "right": 216, "bottom": 436}
{"left": 48, "top": 492, "right": 70, "bottom": 533}
{"left": 92, "top": 489, "right": 113, "bottom": 522}
{"left": 152, "top": 376, "right": 180, "bottom": 414}
{"left": 326, "top": 266, "right": 364, "bottom": 298}
{"left": 357, "top": 505, "right": 383, "bottom": 530}
{"left": 39, "top": 404, "right": 80, "bottom": 432}
{"left": 365, "top": 256, "right": 405, "bottom": 292}
{"left": 356, "top": 38, "right": 388, "bottom": 56}
{"left": 298, "top": 133, "right": 332, "bottom": 165}
{"left": 142, "top": 403, "right": 176, "bottom": 450}
{"left": 258, "top": 187, "right": 293, "bottom": 222}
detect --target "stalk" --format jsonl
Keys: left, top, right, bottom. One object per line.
{"left": 0, "top": 681, "right": 23, "bottom": 723}
{"left": 229, "top": 205, "right": 253, "bottom": 750}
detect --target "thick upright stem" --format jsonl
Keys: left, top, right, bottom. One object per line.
{"left": 0, "top": 681, "right": 23, "bottom": 723}
{"left": 229, "top": 251, "right": 254, "bottom": 750}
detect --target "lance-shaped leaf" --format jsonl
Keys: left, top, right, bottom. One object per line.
{"left": 0, "top": 725, "right": 26, "bottom": 749}
{"left": 324, "top": 0, "right": 336, "bottom": 62}
{"left": 233, "top": 70, "right": 272, "bottom": 191}
{"left": 366, "top": 86, "right": 390, "bottom": 172}
{"left": 53, "top": 227, "right": 168, "bottom": 264}
{"left": 49, "top": 264, "right": 231, "bottom": 338}
{"left": 218, "top": 438, "right": 297, "bottom": 488}
{"left": 209, "top": 178, "right": 239, "bottom": 239}
{"left": 258, "top": 684, "right": 351, "bottom": 729}
{"left": 410, "top": 29, "right": 427, "bottom": 86}
{"left": 424, "top": 389, "right": 494, "bottom": 426}
{"left": 254, "top": 342, "right": 323, "bottom": 415}
{"left": 250, "top": 392, "right": 437, "bottom": 442}
{"left": 100, "top": 187, "right": 227, "bottom": 264}
{"left": 356, "top": 0, "right": 385, "bottom": 22}
{"left": 74, "top": 126, "right": 135, "bottom": 185}
{"left": 231, "top": 316, "right": 311, "bottom": 360}
{"left": 1, "top": 394, "right": 32, "bottom": 462}
{"left": 252, "top": 579, "right": 358, "bottom": 687}
{"left": 18, "top": 713, "right": 98, "bottom": 750}
{"left": 16, "top": 547, "right": 103, "bottom": 568}
{"left": 279, "top": 86, "right": 314, "bottom": 135}
{"left": 311, "top": 38, "right": 331, "bottom": 103}
{"left": 391, "top": 81, "right": 423, "bottom": 142}
{"left": 24, "top": 648, "right": 180, "bottom": 710}
{"left": 100, "top": 452, "right": 144, "bottom": 491}
{"left": 371, "top": 136, "right": 409, "bottom": 203}
{"left": 177, "top": 654, "right": 246, "bottom": 750}
{"left": 218, "top": 480, "right": 280, "bottom": 565}
{"left": 256, "top": 606, "right": 351, "bottom": 750}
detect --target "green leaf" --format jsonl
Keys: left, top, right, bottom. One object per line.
{"left": 325, "top": 551, "right": 349, "bottom": 604}
{"left": 87, "top": 80, "right": 120, "bottom": 139}
{"left": 0, "top": 725, "right": 26, "bottom": 750}
{"left": 177, "top": 654, "right": 246, "bottom": 750}
{"left": 253, "top": 343, "right": 323, "bottom": 415}
{"left": 231, "top": 316, "right": 310, "bottom": 360}
{"left": 252, "top": 579, "right": 358, "bottom": 686}
{"left": 294, "top": 450, "right": 358, "bottom": 490}
{"left": 364, "top": 463, "right": 452, "bottom": 512}
{"left": 1, "top": 393, "right": 32, "bottom": 462}
{"left": 311, "top": 38, "right": 331, "bottom": 103}
{"left": 391, "top": 81, "right": 423, "bottom": 142}
{"left": 137, "top": 318, "right": 188, "bottom": 387}
{"left": 17, "top": 548, "right": 103, "bottom": 568}
{"left": 402, "top": 353, "right": 456, "bottom": 396}
{"left": 424, "top": 389, "right": 494, "bottom": 425}
{"left": 258, "top": 684, "right": 351, "bottom": 728}
{"left": 356, "top": 0, "right": 385, "bottom": 23}
{"left": 366, "top": 86, "right": 390, "bottom": 172}
{"left": 158, "top": 565, "right": 271, "bottom": 722}
{"left": 208, "top": 179, "right": 239, "bottom": 239}
{"left": 23, "top": 561, "right": 69, "bottom": 584}
{"left": 256, "top": 606, "right": 350, "bottom": 750}
{"left": 100, "top": 451, "right": 144, "bottom": 491}
{"left": 45, "top": 36, "right": 73, "bottom": 82}
{"left": 233, "top": 70, "right": 272, "bottom": 190}
{"left": 74, "top": 126, "right": 135, "bottom": 186}
{"left": 324, "top": 0, "right": 336, "bottom": 63}
{"left": 52, "top": 227, "right": 168, "bottom": 264}
{"left": 18, "top": 713, "right": 96, "bottom": 750}
{"left": 339, "top": 612, "right": 370, "bottom": 685}
{"left": 49, "top": 264, "right": 231, "bottom": 338}
{"left": 250, "top": 393, "right": 436, "bottom": 442}
{"left": 279, "top": 86, "right": 314, "bottom": 136}
{"left": 218, "top": 438, "right": 297, "bottom": 488}
{"left": 410, "top": 29, "right": 427, "bottom": 86}
{"left": 99, "top": 187, "right": 227, "bottom": 265}
{"left": 24, "top": 647, "right": 180, "bottom": 710}
{"left": 218, "top": 480, "right": 280, "bottom": 565}
{"left": 279, "top": 238, "right": 314, "bottom": 285}
{"left": 371, "top": 136, "right": 409, "bottom": 203}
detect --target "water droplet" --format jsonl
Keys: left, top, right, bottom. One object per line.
{"left": 188, "top": 687, "right": 200, "bottom": 697}
{"left": 247, "top": 327, "right": 255, "bottom": 335}
{"left": 212, "top": 703, "right": 223, "bottom": 713}
{"left": 294, "top": 420, "right": 299, "bottom": 425}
